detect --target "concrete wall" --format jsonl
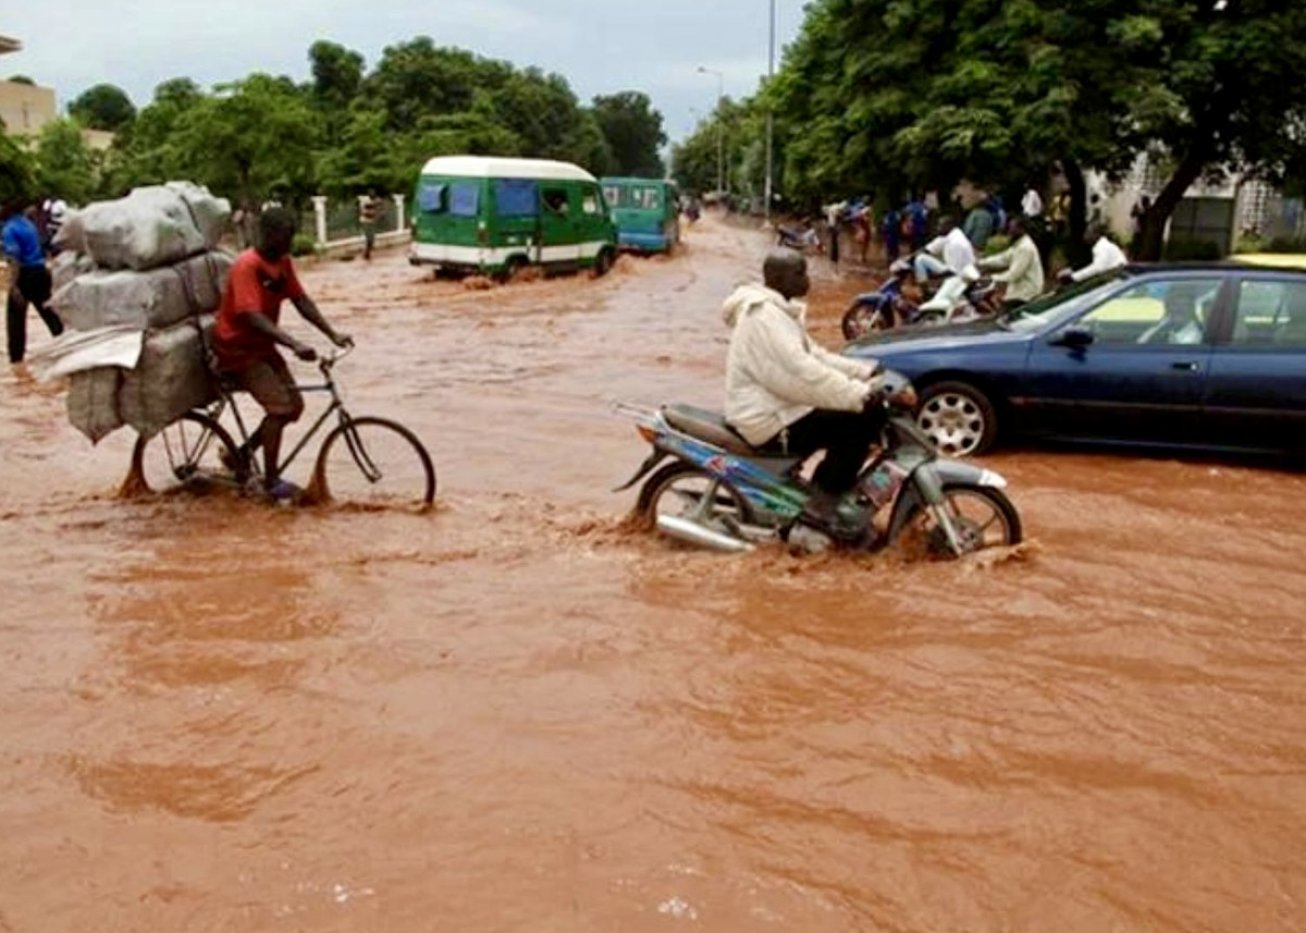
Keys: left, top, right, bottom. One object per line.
{"left": 0, "top": 79, "right": 56, "bottom": 136}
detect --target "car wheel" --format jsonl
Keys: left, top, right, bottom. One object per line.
{"left": 594, "top": 248, "right": 615, "bottom": 278}
{"left": 916, "top": 381, "right": 998, "bottom": 457}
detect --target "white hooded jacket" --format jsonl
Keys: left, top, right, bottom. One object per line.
{"left": 722, "top": 284, "right": 876, "bottom": 446}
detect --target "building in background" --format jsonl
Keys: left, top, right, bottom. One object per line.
{"left": 0, "top": 36, "right": 57, "bottom": 137}
{"left": 0, "top": 34, "right": 116, "bottom": 152}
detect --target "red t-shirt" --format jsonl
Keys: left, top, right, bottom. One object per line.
{"left": 212, "top": 249, "right": 305, "bottom": 370}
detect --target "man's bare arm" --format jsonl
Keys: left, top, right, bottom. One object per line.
{"left": 292, "top": 295, "right": 352, "bottom": 347}
{"left": 245, "top": 313, "right": 317, "bottom": 360}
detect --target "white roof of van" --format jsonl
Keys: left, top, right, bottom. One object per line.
{"left": 419, "top": 156, "right": 597, "bottom": 183}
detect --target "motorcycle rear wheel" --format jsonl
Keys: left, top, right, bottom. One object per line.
{"left": 637, "top": 463, "right": 751, "bottom": 531}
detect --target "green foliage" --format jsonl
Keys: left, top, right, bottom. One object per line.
{"left": 0, "top": 133, "right": 35, "bottom": 205}
{"left": 592, "top": 92, "right": 666, "bottom": 177}
{"left": 291, "top": 233, "right": 318, "bottom": 257}
{"left": 35, "top": 118, "right": 97, "bottom": 203}
{"left": 671, "top": 98, "right": 766, "bottom": 200}
{"left": 68, "top": 84, "right": 136, "bottom": 131}
{"left": 766, "top": 0, "right": 1306, "bottom": 253}
{"left": 92, "top": 37, "right": 661, "bottom": 212}
{"left": 309, "top": 40, "right": 364, "bottom": 111}
{"left": 176, "top": 74, "right": 319, "bottom": 206}
{"left": 6, "top": 75, "right": 34, "bottom": 86}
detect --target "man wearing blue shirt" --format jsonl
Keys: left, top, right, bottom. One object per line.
{"left": 3, "top": 201, "right": 63, "bottom": 364}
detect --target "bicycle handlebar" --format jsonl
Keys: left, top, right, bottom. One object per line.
{"left": 318, "top": 342, "right": 355, "bottom": 374}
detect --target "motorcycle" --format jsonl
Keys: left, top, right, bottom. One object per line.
{"left": 913, "top": 265, "right": 1002, "bottom": 327}
{"left": 776, "top": 224, "right": 824, "bottom": 255}
{"left": 615, "top": 376, "right": 1021, "bottom": 557}
{"left": 841, "top": 260, "right": 919, "bottom": 340}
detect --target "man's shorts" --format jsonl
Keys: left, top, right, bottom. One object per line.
{"left": 229, "top": 354, "right": 303, "bottom": 421}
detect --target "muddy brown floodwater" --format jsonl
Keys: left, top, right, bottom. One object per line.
{"left": 2, "top": 216, "right": 1305, "bottom": 932}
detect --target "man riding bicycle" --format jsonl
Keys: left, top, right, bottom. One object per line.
{"left": 211, "top": 207, "right": 352, "bottom": 500}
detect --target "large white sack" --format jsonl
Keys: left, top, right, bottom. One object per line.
{"left": 118, "top": 315, "right": 217, "bottom": 438}
{"left": 166, "top": 181, "right": 229, "bottom": 248}
{"left": 52, "top": 250, "right": 233, "bottom": 332}
{"left": 67, "top": 368, "right": 125, "bottom": 444}
{"left": 50, "top": 250, "right": 95, "bottom": 293}
{"left": 80, "top": 183, "right": 231, "bottom": 271}
{"left": 53, "top": 209, "right": 87, "bottom": 254}
{"left": 28, "top": 324, "right": 144, "bottom": 383}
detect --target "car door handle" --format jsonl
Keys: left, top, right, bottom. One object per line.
{"left": 1171, "top": 361, "right": 1201, "bottom": 372}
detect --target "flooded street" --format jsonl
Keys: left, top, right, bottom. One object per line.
{"left": 3, "top": 216, "right": 1306, "bottom": 931}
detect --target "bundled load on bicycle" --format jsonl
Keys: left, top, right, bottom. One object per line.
{"left": 34, "top": 182, "right": 233, "bottom": 441}
{"left": 31, "top": 189, "right": 436, "bottom": 509}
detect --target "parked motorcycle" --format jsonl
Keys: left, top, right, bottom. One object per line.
{"left": 615, "top": 375, "right": 1021, "bottom": 557}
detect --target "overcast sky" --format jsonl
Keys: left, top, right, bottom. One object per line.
{"left": 2, "top": 0, "right": 806, "bottom": 143}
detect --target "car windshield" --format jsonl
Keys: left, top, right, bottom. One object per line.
{"left": 1001, "top": 269, "right": 1136, "bottom": 332}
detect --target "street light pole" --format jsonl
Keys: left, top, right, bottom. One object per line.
{"left": 764, "top": 0, "right": 776, "bottom": 226}
{"left": 697, "top": 65, "right": 725, "bottom": 196}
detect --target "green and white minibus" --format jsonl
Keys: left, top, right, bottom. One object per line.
{"left": 409, "top": 156, "right": 618, "bottom": 279}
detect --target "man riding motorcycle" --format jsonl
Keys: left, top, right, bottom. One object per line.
{"left": 723, "top": 249, "right": 889, "bottom": 535}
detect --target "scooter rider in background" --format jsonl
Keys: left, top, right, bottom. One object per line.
{"left": 1059, "top": 222, "right": 1128, "bottom": 284}
{"left": 722, "top": 248, "right": 887, "bottom": 535}
{"left": 913, "top": 216, "right": 976, "bottom": 286}
{"left": 978, "top": 216, "right": 1045, "bottom": 309}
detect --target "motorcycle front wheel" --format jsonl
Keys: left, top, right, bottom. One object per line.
{"left": 900, "top": 484, "right": 1022, "bottom": 558}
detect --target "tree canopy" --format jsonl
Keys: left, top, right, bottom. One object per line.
{"left": 592, "top": 92, "right": 667, "bottom": 177}
{"left": 758, "top": 0, "right": 1306, "bottom": 257}
{"left": 36, "top": 37, "right": 668, "bottom": 210}
{"left": 68, "top": 83, "right": 136, "bottom": 132}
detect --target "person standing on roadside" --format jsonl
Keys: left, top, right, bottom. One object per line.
{"left": 963, "top": 199, "right": 995, "bottom": 251}
{"left": 359, "top": 190, "right": 382, "bottom": 261}
{"left": 1022, "top": 183, "right": 1044, "bottom": 220}
{"left": 2, "top": 201, "right": 64, "bottom": 366}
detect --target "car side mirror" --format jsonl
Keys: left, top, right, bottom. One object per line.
{"left": 1051, "top": 326, "right": 1094, "bottom": 349}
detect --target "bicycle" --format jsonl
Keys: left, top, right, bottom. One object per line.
{"left": 127, "top": 345, "right": 437, "bottom": 509}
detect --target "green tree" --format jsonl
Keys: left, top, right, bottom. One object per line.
{"left": 770, "top": 0, "right": 1306, "bottom": 259}
{"left": 309, "top": 40, "right": 364, "bottom": 110}
{"left": 34, "top": 118, "right": 96, "bottom": 203}
{"left": 103, "top": 77, "right": 206, "bottom": 194}
{"left": 68, "top": 83, "right": 136, "bottom": 132}
{"left": 0, "top": 132, "right": 35, "bottom": 205}
{"left": 591, "top": 91, "right": 666, "bottom": 177}
{"left": 176, "top": 74, "right": 320, "bottom": 206}
{"left": 6, "top": 75, "right": 34, "bottom": 86}
{"left": 365, "top": 38, "right": 508, "bottom": 131}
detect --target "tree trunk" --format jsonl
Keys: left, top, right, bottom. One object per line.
{"left": 1136, "top": 148, "right": 1208, "bottom": 262}
{"left": 1062, "top": 157, "right": 1090, "bottom": 267}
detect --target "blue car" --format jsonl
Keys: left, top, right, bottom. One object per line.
{"left": 844, "top": 263, "right": 1306, "bottom": 457}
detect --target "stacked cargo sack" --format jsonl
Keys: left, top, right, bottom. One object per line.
{"left": 44, "top": 182, "right": 234, "bottom": 442}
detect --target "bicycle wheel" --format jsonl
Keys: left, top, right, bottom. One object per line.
{"left": 128, "top": 412, "right": 245, "bottom": 495}
{"left": 311, "top": 416, "right": 436, "bottom": 508}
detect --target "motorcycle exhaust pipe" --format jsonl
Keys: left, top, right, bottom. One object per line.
{"left": 656, "top": 515, "right": 755, "bottom": 554}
